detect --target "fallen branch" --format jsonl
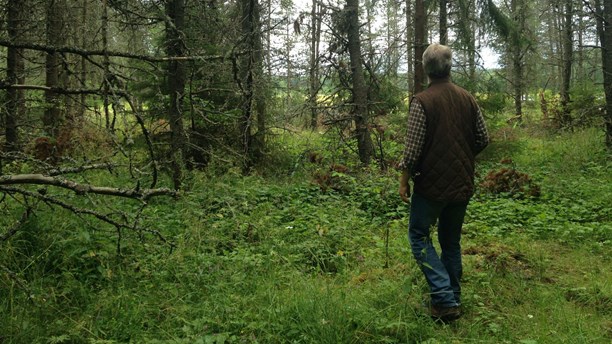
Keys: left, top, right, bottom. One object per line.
{"left": 0, "top": 263, "right": 33, "bottom": 302}
{"left": 0, "top": 186, "right": 174, "bottom": 247}
{"left": 0, "top": 208, "right": 31, "bottom": 242}
{"left": 124, "top": 95, "right": 159, "bottom": 188}
{"left": 48, "top": 163, "right": 117, "bottom": 176}
{"left": 0, "top": 174, "right": 177, "bottom": 200}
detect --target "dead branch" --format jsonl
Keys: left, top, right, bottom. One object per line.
{"left": 123, "top": 95, "right": 159, "bottom": 188}
{"left": 0, "top": 174, "right": 177, "bottom": 200}
{"left": 0, "top": 263, "right": 33, "bottom": 302}
{"left": 48, "top": 163, "right": 116, "bottom": 176}
{"left": 0, "top": 186, "right": 173, "bottom": 247}
{"left": 0, "top": 83, "right": 131, "bottom": 97}
{"left": 0, "top": 39, "right": 230, "bottom": 63}
{"left": 0, "top": 83, "right": 109, "bottom": 94}
{"left": 0, "top": 208, "right": 31, "bottom": 242}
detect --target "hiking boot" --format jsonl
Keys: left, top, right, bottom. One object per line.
{"left": 429, "top": 304, "right": 462, "bottom": 323}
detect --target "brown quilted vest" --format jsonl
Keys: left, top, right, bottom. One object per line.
{"left": 412, "top": 78, "right": 480, "bottom": 202}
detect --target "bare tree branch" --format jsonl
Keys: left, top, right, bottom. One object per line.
{"left": 1, "top": 208, "right": 31, "bottom": 242}
{"left": 48, "top": 163, "right": 117, "bottom": 176}
{"left": 0, "top": 174, "right": 176, "bottom": 200}
{"left": 0, "top": 39, "right": 230, "bottom": 63}
{"left": 123, "top": 95, "right": 159, "bottom": 188}
{"left": 0, "top": 83, "right": 130, "bottom": 97}
{"left": 0, "top": 263, "right": 33, "bottom": 302}
{"left": 0, "top": 186, "right": 174, "bottom": 247}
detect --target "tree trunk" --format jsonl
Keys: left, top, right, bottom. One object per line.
{"left": 387, "top": 0, "right": 399, "bottom": 77}
{"left": 309, "top": 0, "right": 322, "bottom": 130}
{"left": 346, "top": 0, "right": 374, "bottom": 165}
{"left": 284, "top": 5, "right": 292, "bottom": 110}
{"left": 468, "top": 0, "right": 477, "bottom": 84}
{"left": 439, "top": 0, "right": 448, "bottom": 45}
{"left": 509, "top": 0, "right": 524, "bottom": 120}
{"left": 577, "top": 7, "right": 584, "bottom": 82}
{"left": 102, "top": 0, "right": 111, "bottom": 130}
{"left": 545, "top": 0, "right": 556, "bottom": 91}
{"left": 560, "top": 0, "right": 573, "bottom": 128}
{"left": 414, "top": 0, "right": 427, "bottom": 93}
{"left": 405, "top": 0, "right": 413, "bottom": 92}
{"left": 5, "top": 0, "right": 25, "bottom": 151}
{"left": 165, "top": 0, "right": 189, "bottom": 189}
{"left": 365, "top": 0, "right": 375, "bottom": 69}
{"left": 80, "top": 0, "right": 89, "bottom": 116}
{"left": 266, "top": 0, "right": 272, "bottom": 77}
{"left": 512, "top": 55, "right": 523, "bottom": 119}
{"left": 253, "top": 1, "right": 266, "bottom": 148}
{"left": 595, "top": 0, "right": 605, "bottom": 47}
{"left": 553, "top": 1, "right": 562, "bottom": 91}
{"left": 603, "top": 0, "right": 612, "bottom": 149}
{"left": 44, "top": 0, "right": 64, "bottom": 138}
{"left": 239, "top": 0, "right": 265, "bottom": 169}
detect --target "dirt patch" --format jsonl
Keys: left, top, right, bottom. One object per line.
{"left": 463, "top": 243, "right": 536, "bottom": 278}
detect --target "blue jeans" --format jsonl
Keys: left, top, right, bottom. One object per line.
{"left": 408, "top": 192, "right": 468, "bottom": 307}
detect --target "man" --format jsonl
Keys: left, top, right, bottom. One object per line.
{"left": 398, "top": 43, "right": 489, "bottom": 323}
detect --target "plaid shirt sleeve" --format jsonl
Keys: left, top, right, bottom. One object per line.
{"left": 474, "top": 107, "right": 490, "bottom": 153}
{"left": 398, "top": 99, "right": 426, "bottom": 171}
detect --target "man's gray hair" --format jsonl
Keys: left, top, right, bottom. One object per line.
{"left": 422, "top": 43, "right": 452, "bottom": 78}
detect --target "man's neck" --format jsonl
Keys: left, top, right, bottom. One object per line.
{"left": 428, "top": 76, "right": 451, "bottom": 85}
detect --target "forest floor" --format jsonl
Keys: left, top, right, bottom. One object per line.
{"left": 1, "top": 125, "right": 611, "bottom": 343}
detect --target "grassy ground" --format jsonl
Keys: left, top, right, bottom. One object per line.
{"left": 1, "top": 125, "right": 610, "bottom": 343}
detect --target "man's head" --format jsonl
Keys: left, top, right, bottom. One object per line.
{"left": 423, "top": 43, "right": 452, "bottom": 79}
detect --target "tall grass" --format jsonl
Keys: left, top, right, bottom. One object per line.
{"left": 1, "top": 126, "right": 610, "bottom": 343}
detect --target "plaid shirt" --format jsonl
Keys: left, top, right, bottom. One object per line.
{"left": 399, "top": 98, "right": 489, "bottom": 171}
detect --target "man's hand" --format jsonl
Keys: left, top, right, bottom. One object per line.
{"left": 399, "top": 169, "right": 411, "bottom": 203}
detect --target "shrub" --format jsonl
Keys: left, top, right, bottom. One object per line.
{"left": 480, "top": 159, "right": 541, "bottom": 198}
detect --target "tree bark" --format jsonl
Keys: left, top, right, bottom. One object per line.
{"left": 603, "top": 0, "right": 612, "bottom": 149}
{"left": 252, "top": 0, "right": 266, "bottom": 147}
{"left": 414, "top": 0, "right": 427, "bottom": 93}
{"left": 577, "top": 5, "right": 584, "bottom": 82}
{"left": 44, "top": 0, "right": 64, "bottom": 138}
{"left": 266, "top": 0, "right": 272, "bottom": 77}
{"left": 509, "top": 0, "right": 524, "bottom": 120}
{"left": 5, "top": 0, "right": 25, "bottom": 152}
{"left": 165, "top": 0, "right": 189, "bottom": 189}
{"left": 346, "top": 0, "right": 374, "bottom": 165}
{"left": 284, "top": 4, "right": 292, "bottom": 110}
{"left": 439, "top": 0, "right": 448, "bottom": 45}
{"left": 239, "top": 0, "right": 265, "bottom": 169}
{"left": 595, "top": 0, "right": 605, "bottom": 51}
{"left": 309, "top": 0, "right": 322, "bottom": 129}
{"left": 365, "top": 0, "right": 375, "bottom": 69}
{"left": 406, "top": 0, "right": 413, "bottom": 92}
{"left": 560, "top": 0, "right": 573, "bottom": 128}
{"left": 102, "top": 0, "right": 111, "bottom": 129}
{"left": 0, "top": 174, "right": 176, "bottom": 200}
{"left": 468, "top": 0, "right": 477, "bottom": 83}
{"left": 80, "top": 0, "right": 89, "bottom": 118}
{"left": 387, "top": 0, "right": 400, "bottom": 77}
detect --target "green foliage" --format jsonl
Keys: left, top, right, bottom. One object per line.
{"left": 477, "top": 92, "right": 508, "bottom": 117}
{"left": 470, "top": 71, "right": 509, "bottom": 117}
{"left": 1, "top": 122, "right": 611, "bottom": 343}
{"left": 570, "top": 83, "right": 606, "bottom": 127}
{"left": 368, "top": 78, "right": 406, "bottom": 118}
{"left": 481, "top": 0, "right": 516, "bottom": 40}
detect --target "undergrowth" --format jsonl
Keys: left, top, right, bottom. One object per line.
{"left": 0, "top": 126, "right": 610, "bottom": 343}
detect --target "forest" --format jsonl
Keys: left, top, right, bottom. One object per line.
{"left": 0, "top": 0, "right": 611, "bottom": 343}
